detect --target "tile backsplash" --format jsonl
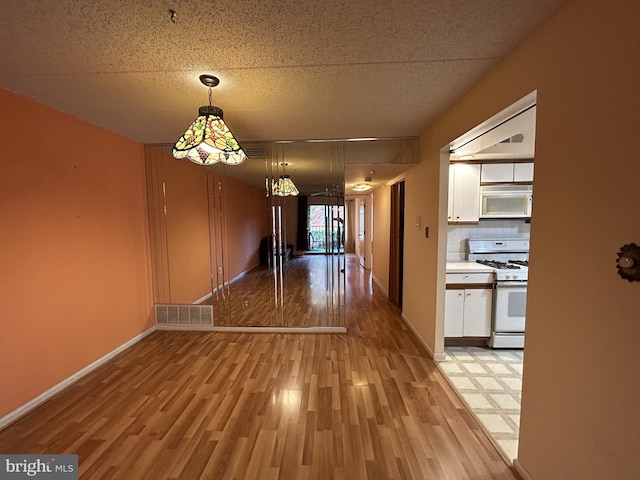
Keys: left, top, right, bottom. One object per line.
{"left": 447, "top": 219, "right": 531, "bottom": 261}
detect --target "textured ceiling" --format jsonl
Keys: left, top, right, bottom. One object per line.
{"left": 0, "top": 0, "right": 565, "bottom": 190}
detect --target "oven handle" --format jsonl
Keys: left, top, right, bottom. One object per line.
{"left": 495, "top": 280, "right": 528, "bottom": 288}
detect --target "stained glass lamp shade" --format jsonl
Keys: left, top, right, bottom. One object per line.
{"left": 173, "top": 75, "right": 247, "bottom": 166}
{"left": 272, "top": 175, "right": 299, "bottom": 196}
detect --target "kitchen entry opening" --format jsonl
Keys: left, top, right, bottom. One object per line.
{"left": 307, "top": 204, "right": 345, "bottom": 254}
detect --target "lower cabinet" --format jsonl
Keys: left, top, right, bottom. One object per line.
{"left": 444, "top": 287, "right": 492, "bottom": 337}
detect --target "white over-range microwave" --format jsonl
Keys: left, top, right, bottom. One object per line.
{"left": 480, "top": 184, "right": 533, "bottom": 218}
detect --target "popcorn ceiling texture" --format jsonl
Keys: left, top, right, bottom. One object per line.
{"left": 0, "top": 0, "right": 566, "bottom": 144}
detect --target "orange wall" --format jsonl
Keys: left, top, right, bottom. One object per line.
{"left": 146, "top": 157, "right": 268, "bottom": 301}
{"left": 0, "top": 88, "right": 153, "bottom": 418}
{"left": 402, "top": 0, "right": 640, "bottom": 477}
{"left": 224, "top": 175, "right": 268, "bottom": 279}
{"left": 162, "top": 151, "right": 211, "bottom": 303}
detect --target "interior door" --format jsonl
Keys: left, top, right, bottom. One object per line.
{"left": 357, "top": 198, "right": 366, "bottom": 267}
{"left": 389, "top": 180, "right": 405, "bottom": 306}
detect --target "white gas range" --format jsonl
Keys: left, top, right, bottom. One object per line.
{"left": 468, "top": 239, "right": 530, "bottom": 349}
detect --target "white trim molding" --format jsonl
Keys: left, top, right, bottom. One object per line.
{"left": 400, "top": 313, "right": 446, "bottom": 362}
{"left": 371, "top": 274, "right": 389, "bottom": 297}
{"left": 156, "top": 325, "right": 347, "bottom": 334}
{"left": 0, "top": 326, "right": 157, "bottom": 430}
{"left": 513, "top": 459, "right": 533, "bottom": 480}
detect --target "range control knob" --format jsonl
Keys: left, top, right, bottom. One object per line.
{"left": 505, "top": 274, "right": 511, "bottom": 280}
{"left": 513, "top": 274, "right": 519, "bottom": 280}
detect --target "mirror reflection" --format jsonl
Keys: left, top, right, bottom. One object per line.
{"left": 208, "top": 141, "right": 346, "bottom": 329}
{"left": 145, "top": 138, "right": 417, "bottom": 330}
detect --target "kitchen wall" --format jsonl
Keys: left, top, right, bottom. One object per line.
{"left": 447, "top": 220, "right": 531, "bottom": 261}
{"left": 0, "top": 88, "right": 154, "bottom": 420}
{"left": 399, "top": 0, "right": 640, "bottom": 478}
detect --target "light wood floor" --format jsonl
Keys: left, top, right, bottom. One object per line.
{"left": 0, "top": 256, "right": 518, "bottom": 479}
{"left": 207, "top": 254, "right": 345, "bottom": 328}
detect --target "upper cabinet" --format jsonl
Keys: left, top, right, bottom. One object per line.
{"left": 448, "top": 163, "right": 481, "bottom": 223}
{"left": 481, "top": 162, "right": 534, "bottom": 183}
{"left": 514, "top": 163, "right": 534, "bottom": 182}
{"left": 449, "top": 161, "right": 534, "bottom": 223}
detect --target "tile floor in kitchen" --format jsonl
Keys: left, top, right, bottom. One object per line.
{"left": 440, "top": 346, "right": 524, "bottom": 462}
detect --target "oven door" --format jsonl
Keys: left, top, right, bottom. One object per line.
{"left": 493, "top": 280, "right": 527, "bottom": 332}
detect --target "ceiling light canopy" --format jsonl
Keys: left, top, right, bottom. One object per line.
{"left": 352, "top": 183, "right": 373, "bottom": 192}
{"left": 173, "top": 74, "right": 247, "bottom": 166}
{"left": 352, "top": 176, "right": 373, "bottom": 192}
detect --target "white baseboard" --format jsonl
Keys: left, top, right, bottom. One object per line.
{"left": 156, "top": 325, "right": 347, "bottom": 334}
{"left": 208, "top": 264, "right": 260, "bottom": 298}
{"left": 0, "top": 326, "right": 157, "bottom": 431}
{"left": 512, "top": 459, "right": 533, "bottom": 480}
{"left": 400, "top": 313, "right": 446, "bottom": 362}
{"left": 193, "top": 292, "right": 213, "bottom": 304}
{"left": 371, "top": 274, "right": 389, "bottom": 297}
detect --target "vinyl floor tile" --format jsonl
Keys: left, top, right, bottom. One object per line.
{"left": 440, "top": 346, "right": 524, "bottom": 462}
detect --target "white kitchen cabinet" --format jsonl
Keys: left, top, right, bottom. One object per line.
{"left": 513, "top": 162, "right": 534, "bottom": 182}
{"left": 445, "top": 290, "right": 465, "bottom": 336}
{"left": 448, "top": 163, "right": 481, "bottom": 223}
{"left": 445, "top": 269, "right": 493, "bottom": 338}
{"left": 481, "top": 162, "right": 534, "bottom": 183}
{"left": 481, "top": 163, "right": 514, "bottom": 183}
{"left": 445, "top": 288, "right": 492, "bottom": 337}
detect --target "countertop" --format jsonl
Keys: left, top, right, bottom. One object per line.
{"left": 446, "top": 261, "right": 495, "bottom": 274}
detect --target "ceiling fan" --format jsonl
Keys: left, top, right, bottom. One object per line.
{"left": 308, "top": 183, "right": 344, "bottom": 197}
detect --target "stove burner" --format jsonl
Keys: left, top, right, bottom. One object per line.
{"left": 508, "top": 260, "right": 529, "bottom": 267}
{"left": 476, "top": 260, "right": 521, "bottom": 269}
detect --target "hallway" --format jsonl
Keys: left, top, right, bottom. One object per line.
{"left": 0, "top": 256, "right": 516, "bottom": 479}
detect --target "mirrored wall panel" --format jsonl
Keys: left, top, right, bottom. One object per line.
{"left": 144, "top": 141, "right": 347, "bottom": 330}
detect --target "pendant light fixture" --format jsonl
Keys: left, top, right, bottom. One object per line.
{"left": 271, "top": 163, "right": 299, "bottom": 196}
{"left": 173, "top": 74, "right": 247, "bottom": 165}
{"left": 352, "top": 176, "right": 373, "bottom": 192}
{"left": 273, "top": 175, "right": 300, "bottom": 196}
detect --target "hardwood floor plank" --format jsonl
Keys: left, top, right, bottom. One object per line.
{"left": 0, "top": 255, "right": 517, "bottom": 479}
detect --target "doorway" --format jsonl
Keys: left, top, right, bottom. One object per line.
{"left": 307, "top": 204, "right": 345, "bottom": 254}
{"left": 389, "top": 180, "right": 405, "bottom": 307}
{"left": 437, "top": 91, "right": 537, "bottom": 464}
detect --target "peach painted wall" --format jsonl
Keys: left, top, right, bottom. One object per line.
{"left": 224, "top": 175, "right": 268, "bottom": 279}
{"left": 372, "top": 186, "right": 391, "bottom": 294}
{"left": 0, "top": 88, "right": 153, "bottom": 419}
{"left": 161, "top": 151, "right": 211, "bottom": 304}
{"left": 402, "top": 0, "right": 640, "bottom": 477}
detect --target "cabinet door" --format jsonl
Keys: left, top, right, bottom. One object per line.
{"left": 444, "top": 289, "right": 464, "bottom": 337}
{"left": 450, "top": 163, "right": 480, "bottom": 222}
{"left": 481, "top": 163, "right": 514, "bottom": 183}
{"left": 462, "top": 288, "right": 492, "bottom": 336}
{"left": 514, "top": 162, "right": 534, "bottom": 182}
